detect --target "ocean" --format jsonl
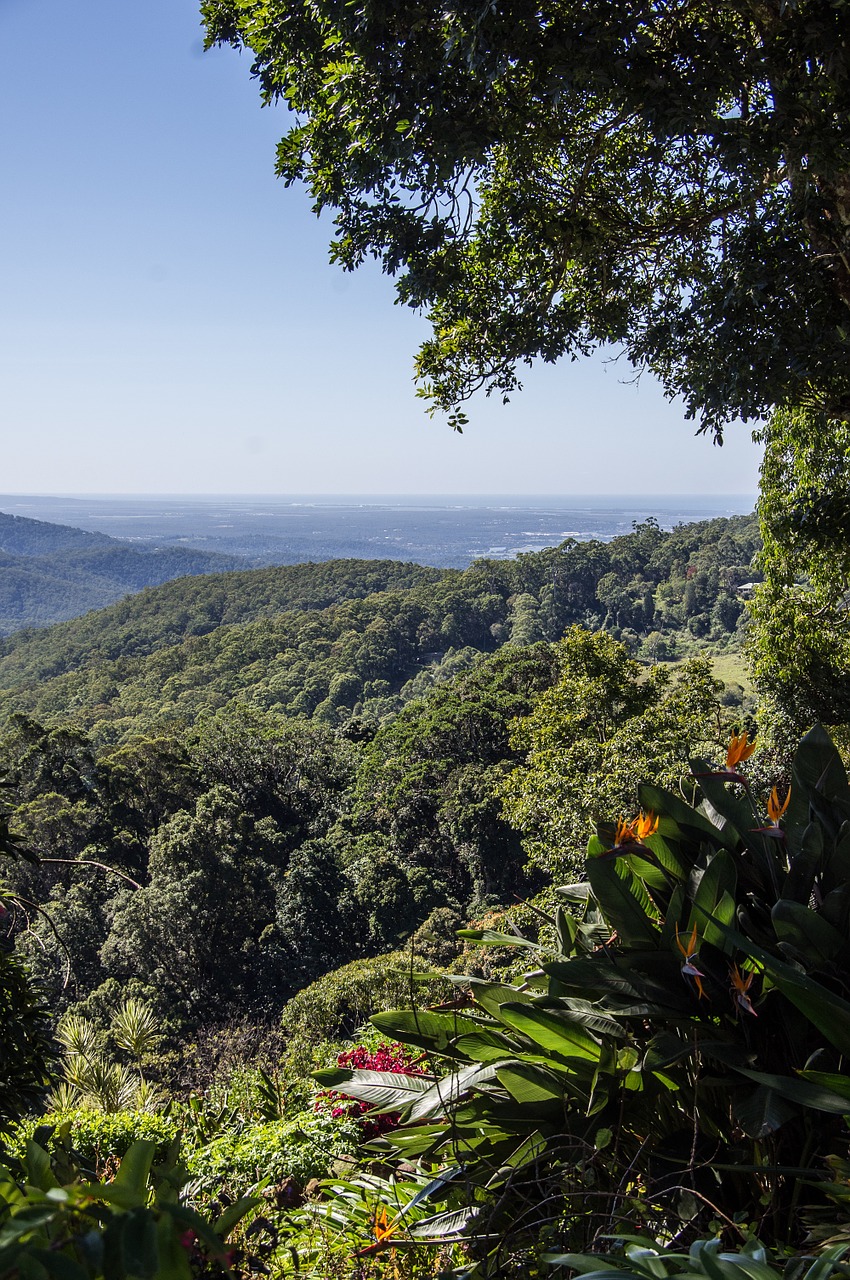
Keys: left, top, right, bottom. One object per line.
{"left": 0, "top": 493, "right": 756, "bottom": 569}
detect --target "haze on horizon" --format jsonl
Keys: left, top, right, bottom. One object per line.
{"left": 0, "top": 0, "right": 764, "bottom": 497}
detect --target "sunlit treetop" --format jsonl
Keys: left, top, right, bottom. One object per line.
{"left": 202, "top": 0, "right": 850, "bottom": 435}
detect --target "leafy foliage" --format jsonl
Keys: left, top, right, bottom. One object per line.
{"left": 502, "top": 630, "right": 731, "bottom": 878}
{"left": 203, "top": 0, "right": 850, "bottom": 434}
{"left": 0, "top": 1136, "right": 260, "bottom": 1280}
{"left": 749, "top": 407, "right": 850, "bottom": 739}
{"left": 322, "top": 725, "right": 850, "bottom": 1269}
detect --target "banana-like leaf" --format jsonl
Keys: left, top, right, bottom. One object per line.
{"left": 497, "top": 1003, "right": 601, "bottom": 1062}
{"left": 798, "top": 1070, "right": 850, "bottom": 1101}
{"left": 312, "top": 1068, "right": 436, "bottom": 1113}
{"left": 370, "top": 1008, "right": 491, "bottom": 1052}
{"left": 732, "top": 1067, "right": 850, "bottom": 1114}
{"left": 687, "top": 850, "right": 737, "bottom": 939}
{"left": 454, "top": 1031, "right": 517, "bottom": 1062}
{"left": 407, "top": 1062, "right": 500, "bottom": 1121}
{"left": 692, "top": 911, "right": 850, "bottom": 1056}
{"left": 640, "top": 781, "right": 735, "bottom": 850}
{"left": 783, "top": 821, "right": 824, "bottom": 905}
{"left": 587, "top": 857, "right": 660, "bottom": 948}
{"left": 113, "top": 1141, "right": 156, "bottom": 1199}
{"left": 786, "top": 725, "right": 850, "bottom": 856}
{"left": 496, "top": 1063, "right": 566, "bottom": 1104}
{"left": 733, "top": 1084, "right": 796, "bottom": 1138}
{"left": 409, "top": 1205, "right": 479, "bottom": 1239}
{"left": 464, "top": 979, "right": 535, "bottom": 1019}
{"left": 771, "top": 899, "right": 850, "bottom": 968}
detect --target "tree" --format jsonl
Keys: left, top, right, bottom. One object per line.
{"left": 501, "top": 628, "right": 728, "bottom": 879}
{"left": 203, "top": 0, "right": 850, "bottom": 434}
{"left": 748, "top": 406, "right": 850, "bottom": 739}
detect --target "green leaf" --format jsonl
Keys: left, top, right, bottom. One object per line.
{"left": 120, "top": 1208, "right": 159, "bottom": 1280}
{"left": 113, "top": 1141, "right": 156, "bottom": 1201}
{"left": 213, "top": 1196, "right": 261, "bottom": 1239}
{"left": 407, "top": 1063, "right": 499, "bottom": 1121}
{"left": 687, "top": 850, "right": 737, "bottom": 938}
{"left": 771, "top": 899, "right": 849, "bottom": 968}
{"left": 24, "top": 1143, "right": 58, "bottom": 1193}
{"left": 733, "top": 1085, "right": 796, "bottom": 1138}
{"left": 370, "top": 1008, "right": 491, "bottom": 1052}
{"left": 586, "top": 857, "right": 660, "bottom": 948}
{"left": 733, "top": 1068, "right": 850, "bottom": 1114}
{"left": 311, "top": 1069, "right": 436, "bottom": 1113}
{"left": 495, "top": 1063, "right": 565, "bottom": 1104}
{"left": 497, "top": 1003, "right": 601, "bottom": 1062}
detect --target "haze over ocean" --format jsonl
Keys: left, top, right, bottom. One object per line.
{"left": 0, "top": 493, "right": 756, "bottom": 570}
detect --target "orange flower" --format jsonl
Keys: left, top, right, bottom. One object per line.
{"left": 726, "top": 731, "right": 756, "bottom": 771}
{"left": 634, "top": 811, "right": 659, "bottom": 841}
{"left": 730, "top": 964, "right": 758, "bottom": 1017}
{"left": 767, "top": 786, "right": 790, "bottom": 825}
{"left": 675, "top": 923, "right": 707, "bottom": 1000}
{"left": 374, "top": 1206, "right": 399, "bottom": 1244}
{"left": 614, "top": 817, "right": 638, "bottom": 846}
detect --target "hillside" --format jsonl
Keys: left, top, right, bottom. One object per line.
{"left": 0, "top": 510, "right": 240, "bottom": 632}
{"left": 0, "top": 514, "right": 760, "bottom": 742}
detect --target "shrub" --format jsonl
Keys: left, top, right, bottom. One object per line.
{"left": 186, "top": 1109, "right": 360, "bottom": 1196}
{"left": 10, "top": 1108, "right": 178, "bottom": 1174}
{"left": 279, "top": 950, "right": 453, "bottom": 1073}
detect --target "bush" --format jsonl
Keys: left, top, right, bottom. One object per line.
{"left": 186, "top": 1109, "right": 360, "bottom": 1196}
{"left": 279, "top": 950, "right": 453, "bottom": 1073}
{"left": 10, "top": 1108, "right": 178, "bottom": 1173}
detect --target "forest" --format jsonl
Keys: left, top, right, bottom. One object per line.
{"left": 3, "top": 499, "right": 848, "bottom": 1278}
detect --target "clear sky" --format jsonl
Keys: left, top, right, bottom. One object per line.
{"left": 1, "top": 0, "right": 763, "bottom": 496}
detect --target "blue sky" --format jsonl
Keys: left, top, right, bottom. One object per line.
{"left": 0, "top": 0, "right": 763, "bottom": 496}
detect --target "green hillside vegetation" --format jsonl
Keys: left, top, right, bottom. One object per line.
{"left": 0, "top": 515, "right": 759, "bottom": 744}
{"left": 1, "top": 510, "right": 797, "bottom": 1280}
{"left": 0, "top": 511, "right": 240, "bottom": 633}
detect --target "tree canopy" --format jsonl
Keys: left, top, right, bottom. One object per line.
{"left": 202, "top": 0, "right": 850, "bottom": 434}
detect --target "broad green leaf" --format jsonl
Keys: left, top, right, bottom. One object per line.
{"left": 496, "top": 1063, "right": 565, "bottom": 1104}
{"left": 312, "top": 1068, "right": 436, "bottom": 1113}
{"left": 733, "top": 1067, "right": 850, "bottom": 1114}
{"left": 24, "top": 1143, "right": 57, "bottom": 1194}
{"left": 370, "top": 1008, "right": 491, "bottom": 1052}
{"left": 407, "top": 1062, "right": 499, "bottom": 1121}
{"left": 687, "top": 850, "right": 737, "bottom": 937}
{"left": 497, "top": 1003, "right": 601, "bottom": 1061}
{"left": 693, "top": 911, "right": 850, "bottom": 1055}
{"left": 454, "top": 1031, "right": 516, "bottom": 1062}
{"left": 409, "top": 1205, "right": 478, "bottom": 1238}
{"left": 786, "top": 725, "right": 850, "bottom": 855}
{"left": 213, "top": 1196, "right": 261, "bottom": 1239}
{"left": 798, "top": 1070, "right": 850, "bottom": 1101}
{"left": 586, "top": 857, "right": 660, "bottom": 948}
{"left": 120, "top": 1207, "right": 158, "bottom": 1280}
{"left": 771, "top": 899, "right": 849, "bottom": 968}
{"left": 639, "top": 781, "right": 733, "bottom": 850}
{"left": 113, "top": 1141, "right": 156, "bottom": 1200}
{"left": 154, "top": 1210, "right": 191, "bottom": 1280}
{"left": 465, "top": 979, "right": 534, "bottom": 1019}
{"left": 733, "top": 1084, "right": 796, "bottom": 1138}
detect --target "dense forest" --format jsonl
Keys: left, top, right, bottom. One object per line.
{"left": 0, "top": 514, "right": 758, "bottom": 742}
{"left": 0, "top": 508, "right": 777, "bottom": 1275}
{"left": 6, "top": 0, "right": 850, "bottom": 1268}
{"left": 3, "top": 503, "right": 850, "bottom": 1278}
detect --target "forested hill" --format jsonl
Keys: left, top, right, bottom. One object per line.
{"left": 0, "top": 514, "right": 759, "bottom": 742}
{"left": 0, "top": 510, "right": 240, "bottom": 633}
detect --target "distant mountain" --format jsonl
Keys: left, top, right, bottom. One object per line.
{"left": 0, "top": 511, "right": 241, "bottom": 633}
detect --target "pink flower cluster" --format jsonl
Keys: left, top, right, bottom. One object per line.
{"left": 318, "top": 1042, "right": 424, "bottom": 1138}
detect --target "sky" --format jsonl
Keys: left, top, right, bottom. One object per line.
{"left": 0, "top": 0, "right": 763, "bottom": 497}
